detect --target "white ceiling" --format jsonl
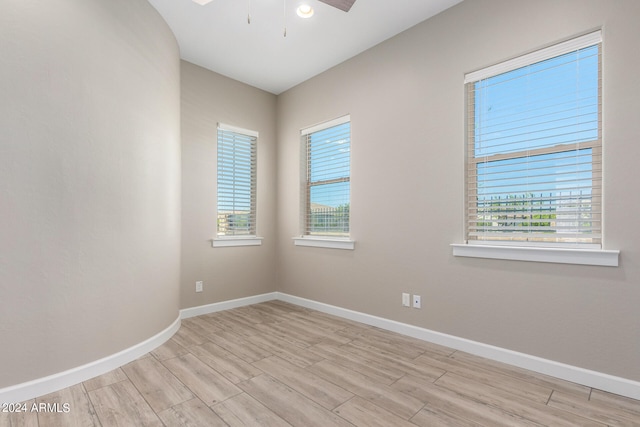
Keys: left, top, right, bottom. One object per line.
{"left": 147, "top": 0, "right": 463, "bottom": 94}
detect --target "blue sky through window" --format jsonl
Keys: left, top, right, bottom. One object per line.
{"left": 308, "top": 122, "right": 350, "bottom": 208}
{"left": 474, "top": 45, "right": 599, "bottom": 201}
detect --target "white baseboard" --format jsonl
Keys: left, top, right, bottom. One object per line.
{"left": 0, "top": 293, "right": 277, "bottom": 404}
{"left": 180, "top": 292, "right": 278, "bottom": 319}
{"left": 3, "top": 292, "right": 639, "bottom": 403}
{"left": 276, "top": 292, "right": 640, "bottom": 400}
{"left": 0, "top": 314, "right": 181, "bottom": 404}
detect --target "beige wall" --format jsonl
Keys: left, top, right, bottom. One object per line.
{"left": 276, "top": 0, "right": 640, "bottom": 381}
{"left": 180, "top": 62, "right": 278, "bottom": 309}
{"left": 0, "top": 0, "right": 181, "bottom": 388}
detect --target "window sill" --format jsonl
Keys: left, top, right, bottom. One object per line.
{"left": 451, "top": 244, "right": 619, "bottom": 267}
{"left": 212, "top": 237, "right": 263, "bottom": 248}
{"left": 293, "top": 237, "right": 355, "bottom": 250}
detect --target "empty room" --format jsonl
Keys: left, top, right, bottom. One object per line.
{"left": 1, "top": 0, "right": 639, "bottom": 425}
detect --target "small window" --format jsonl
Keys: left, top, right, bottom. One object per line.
{"left": 464, "top": 31, "right": 602, "bottom": 248}
{"left": 216, "top": 123, "right": 258, "bottom": 237}
{"left": 300, "top": 116, "right": 351, "bottom": 238}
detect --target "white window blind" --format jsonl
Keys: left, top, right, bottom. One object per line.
{"left": 301, "top": 115, "right": 351, "bottom": 237}
{"left": 217, "top": 123, "right": 258, "bottom": 236}
{"left": 465, "top": 31, "right": 602, "bottom": 247}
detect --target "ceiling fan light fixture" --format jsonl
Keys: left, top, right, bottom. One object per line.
{"left": 296, "top": 4, "right": 314, "bottom": 18}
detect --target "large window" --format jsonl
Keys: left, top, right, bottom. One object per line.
{"left": 464, "top": 32, "right": 602, "bottom": 248}
{"left": 216, "top": 123, "right": 257, "bottom": 238}
{"left": 300, "top": 115, "right": 351, "bottom": 238}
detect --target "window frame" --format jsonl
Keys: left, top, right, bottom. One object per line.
{"left": 213, "top": 123, "right": 262, "bottom": 248}
{"left": 294, "top": 115, "right": 354, "bottom": 250}
{"left": 453, "top": 31, "right": 618, "bottom": 266}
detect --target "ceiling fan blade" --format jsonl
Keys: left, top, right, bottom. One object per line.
{"left": 317, "top": 0, "right": 356, "bottom": 12}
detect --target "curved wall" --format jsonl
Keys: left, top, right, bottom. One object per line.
{"left": 0, "top": 0, "right": 181, "bottom": 388}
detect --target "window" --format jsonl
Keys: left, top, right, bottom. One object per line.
{"left": 464, "top": 32, "right": 602, "bottom": 249}
{"left": 295, "top": 115, "right": 353, "bottom": 249}
{"left": 214, "top": 123, "right": 261, "bottom": 247}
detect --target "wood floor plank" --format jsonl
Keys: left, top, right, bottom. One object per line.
{"left": 212, "top": 392, "right": 291, "bottom": 427}
{"left": 252, "top": 321, "right": 316, "bottom": 349}
{"left": 334, "top": 324, "right": 385, "bottom": 341}
{"left": 231, "top": 306, "right": 284, "bottom": 325}
{"left": 122, "top": 356, "right": 194, "bottom": 413}
{"left": 88, "top": 380, "right": 163, "bottom": 426}
{"left": 180, "top": 317, "right": 222, "bottom": 339}
{"left": 341, "top": 340, "right": 446, "bottom": 382}
{"left": 157, "top": 398, "right": 227, "bottom": 427}
{"left": 171, "top": 325, "right": 209, "bottom": 348}
{"left": 309, "top": 342, "right": 405, "bottom": 385}
{"left": 9, "top": 413, "right": 39, "bottom": 427}
{"left": 342, "top": 324, "right": 453, "bottom": 358}
{"left": 333, "top": 396, "right": 418, "bottom": 427}
{"left": 249, "top": 331, "right": 324, "bottom": 368}
{"left": 219, "top": 306, "right": 264, "bottom": 324}
{"left": 287, "top": 311, "right": 351, "bottom": 332}
{"left": 208, "top": 331, "right": 273, "bottom": 363}
{"left": 353, "top": 328, "right": 456, "bottom": 359}
{"left": 83, "top": 368, "right": 128, "bottom": 392}
{"left": 259, "top": 300, "right": 310, "bottom": 314}
{"left": 449, "top": 351, "right": 592, "bottom": 399}
{"left": 548, "top": 390, "right": 640, "bottom": 426}
{"left": 414, "top": 353, "right": 553, "bottom": 404}
{"left": 336, "top": 328, "right": 426, "bottom": 360}
{"left": 309, "top": 359, "right": 424, "bottom": 420}
{"left": 205, "top": 312, "right": 263, "bottom": 338}
{"left": 410, "top": 404, "right": 484, "bottom": 427}
{"left": 162, "top": 353, "right": 242, "bottom": 406}
{"left": 219, "top": 310, "right": 266, "bottom": 330}
{"left": 302, "top": 310, "right": 375, "bottom": 331}
{"left": 35, "top": 383, "right": 99, "bottom": 427}
{"left": 278, "top": 318, "right": 353, "bottom": 346}
{"left": 347, "top": 336, "right": 454, "bottom": 366}
{"left": 253, "top": 355, "right": 354, "bottom": 410}
{"left": 249, "top": 304, "right": 301, "bottom": 324}
{"left": 9, "top": 412, "right": 39, "bottom": 427}
{"left": 0, "top": 411, "right": 9, "bottom": 427}
{"left": 190, "top": 340, "right": 263, "bottom": 384}
{"left": 3, "top": 400, "right": 38, "bottom": 427}
{"left": 238, "top": 374, "right": 353, "bottom": 427}
{"left": 589, "top": 389, "right": 640, "bottom": 418}
{"left": 150, "top": 337, "right": 190, "bottom": 361}
{"left": 436, "top": 372, "right": 605, "bottom": 427}
{"left": 392, "top": 375, "right": 541, "bottom": 427}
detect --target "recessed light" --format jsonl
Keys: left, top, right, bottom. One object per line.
{"left": 296, "top": 4, "right": 314, "bottom": 18}
{"left": 192, "top": 0, "right": 213, "bottom": 5}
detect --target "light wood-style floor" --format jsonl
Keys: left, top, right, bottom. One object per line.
{"left": 2, "top": 301, "right": 639, "bottom": 426}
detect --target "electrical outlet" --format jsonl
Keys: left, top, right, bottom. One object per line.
{"left": 413, "top": 295, "right": 421, "bottom": 309}
{"left": 402, "top": 293, "right": 410, "bottom": 307}
{"left": 196, "top": 281, "right": 203, "bottom": 293}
